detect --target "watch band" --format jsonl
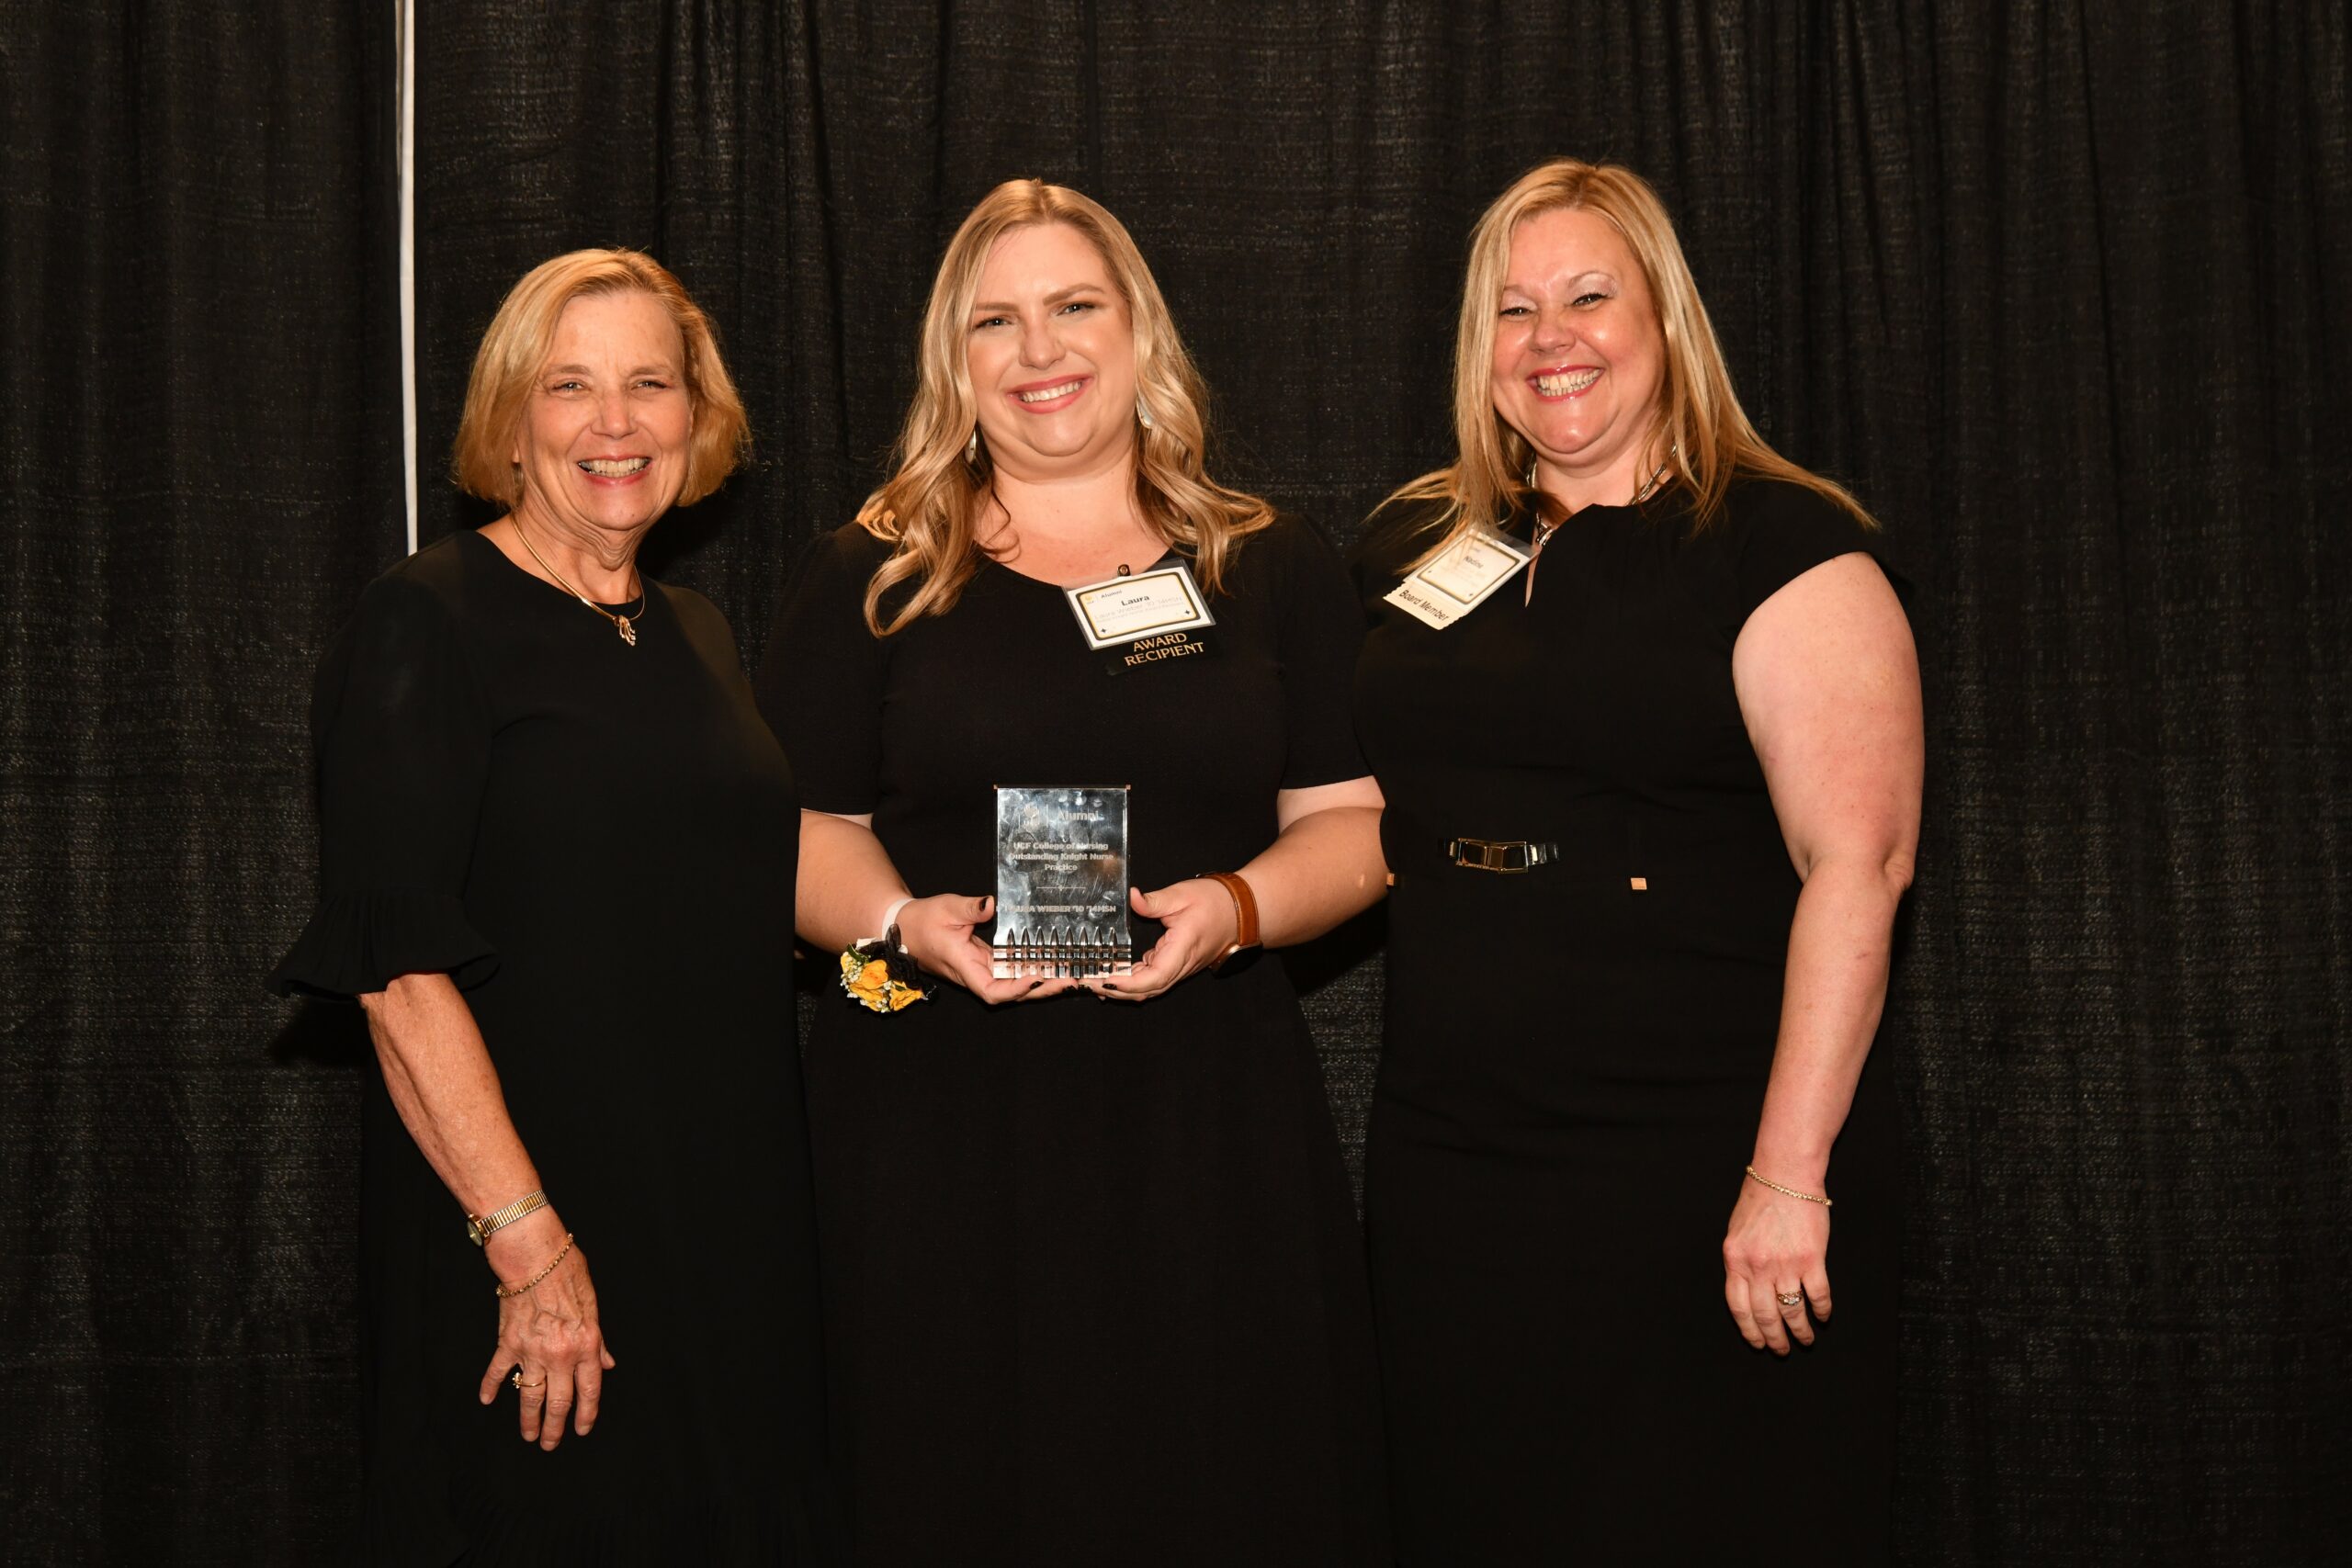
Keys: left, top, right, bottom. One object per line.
{"left": 465, "top": 1188, "right": 548, "bottom": 1247}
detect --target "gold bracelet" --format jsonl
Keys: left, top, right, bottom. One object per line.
{"left": 1745, "top": 1165, "right": 1832, "bottom": 1207}
{"left": 493, "top": 1232, "right": 575, "bottom": 1298}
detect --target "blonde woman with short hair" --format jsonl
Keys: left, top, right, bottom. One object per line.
{"left": 272, "top": 249, "right": 842, "bottom": 1562}
{"left": 762, "top": 180, "right": 1390, "bottom": 1565}
{"left": 1352, "top": 160, "right": 1920, "bottom": 1561}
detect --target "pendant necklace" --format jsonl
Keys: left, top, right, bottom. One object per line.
{"left": 514, "top": 525, "right": 645, "bottom": 647}
{"left": 1524, "top": 458, "right": 1674, "bottom": 605}
{"left": 1527, "top": 460, "right": 1673, "bottom": 557}
{"left": 984, "top": 489, "right": 1152, "bottom": 584}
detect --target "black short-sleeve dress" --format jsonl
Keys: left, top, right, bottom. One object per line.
{"left": 1351, "top": 477, "right": 1904, "bottom": 1563}
{"left": 270, "top": 529, "right": 841, "bottom": 1565}
{"left": 758, "top": 518, "right": 1388, "bottom": 1567}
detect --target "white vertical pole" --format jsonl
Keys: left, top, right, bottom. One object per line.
{"left": 398, "top": 0, "right": 418, "bottom": 554}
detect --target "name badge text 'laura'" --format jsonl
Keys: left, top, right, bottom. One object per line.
{"left": 1065, "top": 562, "right": 1217, "bottom": 650}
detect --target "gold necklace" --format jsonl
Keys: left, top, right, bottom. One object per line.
{"left": 512, "top": 525, "right": 645, "bottom": 647}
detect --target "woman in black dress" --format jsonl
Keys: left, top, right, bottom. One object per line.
{"left": 1352, "top": 160, "right": 1922, "bottom": 1561}
{"left": 759, "top": 180, "right": 1389, "bottom": 1565}
{"left": 270, "top": 250, "right": 840, "bottom": 1563}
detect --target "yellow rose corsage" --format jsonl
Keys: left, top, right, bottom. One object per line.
{"left": 839, "top": 935, "right": 928, "bottom": 1013}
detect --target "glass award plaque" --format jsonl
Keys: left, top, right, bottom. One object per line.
{"left": 992, "top": 785, "right": 1133, "bottom": 978}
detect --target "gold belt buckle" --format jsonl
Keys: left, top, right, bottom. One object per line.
{"left": 1448, "top": 837, "right": 1545, "bottom": 874}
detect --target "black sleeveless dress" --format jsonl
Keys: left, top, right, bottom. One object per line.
{"left": 270, "top": 529, "right": 842, "bottom": 1564}
{"left": 1350, "top": 478, "right": 1904, "bottom": 1564}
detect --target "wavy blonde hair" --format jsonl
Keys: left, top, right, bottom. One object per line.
{"left": 1393, "top": 158, "right": 1872, "bottom": 568}
{"left": 858, "top": 180, "right": 1272, "bottom": 636}
{"left": 452, "top": 248, "right": 747, "bottom": 508}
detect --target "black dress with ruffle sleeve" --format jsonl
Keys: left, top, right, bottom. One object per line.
{"left": 271, "top": 528, "right": 842, "bottom": 1565}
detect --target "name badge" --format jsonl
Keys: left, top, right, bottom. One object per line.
{"left": 1383, "top": 530, "right": 1531, "bottom": 629}
{"left": 1066, "top": 561, "right": 1216, "bottom": 650}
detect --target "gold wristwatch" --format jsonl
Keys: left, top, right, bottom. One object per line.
{"left": 465, "top": 1189, "right": 548, "bottom": 1247}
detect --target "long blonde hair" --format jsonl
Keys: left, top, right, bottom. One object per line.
{"left": 858, "top": 179, "right": 1273, "bottom": 636}
{"left": 1393, "top": 158, "right": 1873, "bottom": 568}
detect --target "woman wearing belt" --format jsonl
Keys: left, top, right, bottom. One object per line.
{"left": 1351, "top": 159, "right": 1922, "bottom": 1561}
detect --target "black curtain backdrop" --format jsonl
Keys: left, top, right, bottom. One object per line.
{"left": 5, "top": 2, "right": 2346, "bottom": 1562}
{"left": 0, "top": 3, "right": 402, "bottom": 1562}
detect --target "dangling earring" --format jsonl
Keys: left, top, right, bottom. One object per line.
{"left": 967, "top": 427, "right": 981, "bottom": 464}
{"left": 1135, "top": 393, "right": 1155, "bottom": 430}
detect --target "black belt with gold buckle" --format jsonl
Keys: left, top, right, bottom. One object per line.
{"left": 1446, "top": 837, "right": 1559, "bottom": 874}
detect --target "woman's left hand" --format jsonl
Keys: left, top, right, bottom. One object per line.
{"left": 1082, "top": 882, "right": 1239, "bottom": 1002}
{"left": 476, "top": 1213, "right": 616, "bottom": 1450}
{"left": 1721, "top": 1179, "right": 1833, "bottom": 1355}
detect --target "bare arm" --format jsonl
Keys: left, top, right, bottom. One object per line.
{"left": 1244, "top": 780, "right": 1390, "bottom": 946}
{"left": 360, "top": 972, "right": 616, "bottom": 1445}
{"left": 1718, "top": 551, "right": 1922, "bottom": 1353}
{"left": 1089, "top": 776, "right": 1389, "bottom": 1000}
{"left": 795, "top": 807, "right": 1067, "bottom": 1003}
{"left": 793, "top": 808, "right": 905, "bottom": 953}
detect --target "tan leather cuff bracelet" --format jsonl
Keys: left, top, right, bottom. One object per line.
{"left": 1201, "top": 872, "right": 1261, "bottom": 967}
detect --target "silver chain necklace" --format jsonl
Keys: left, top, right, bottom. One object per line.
{"left": 1528, "top": 460, "right": 1672, "bottom": 555}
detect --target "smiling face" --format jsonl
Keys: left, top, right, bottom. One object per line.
{"left": 1488, "top": 205, "right": 1666, "bottom": 500}
{"left": 511, "top": 289, "right": 695, "bottom": 543}
{"left": 965, "top": 222, "right": 1138, "bottom": 479}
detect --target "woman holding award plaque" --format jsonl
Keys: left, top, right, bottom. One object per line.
{"left": 759, "top": 180, "right": 1390, "bottom": 1565}
{"left": 1350, "top": 160, "right": 1921, "bottom": 1560}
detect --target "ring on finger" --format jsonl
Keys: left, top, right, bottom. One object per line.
{"left": 1776, "top": 1291, "right": 1804, "bottom": 1309}
{"left": 512, "top": 1370, "right": 546, "bottom": 1390}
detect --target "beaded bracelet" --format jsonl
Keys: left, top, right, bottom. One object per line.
{"left": 493, "top": 1232, "right": 576, "bottom": 1298}
{"left": 1745, "top": 1165, "right": 1832, "bottom": 1207}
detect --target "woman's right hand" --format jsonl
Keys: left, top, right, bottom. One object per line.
{"left": 895, "top": 892, "right": 1074, "bottom": 1003}
{"left": 477, "top": 1210, "right": 616, "bottom": 1450}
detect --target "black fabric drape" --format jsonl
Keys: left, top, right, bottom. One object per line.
{"left": 1898, "top": 6, "right": 2351, "bottom": 1554}
{"left": 5, "top": 1, "right": 2346, "bottom": 1562}
{"left": 0, "top": 2, "right": 401, "bottom": 1560}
